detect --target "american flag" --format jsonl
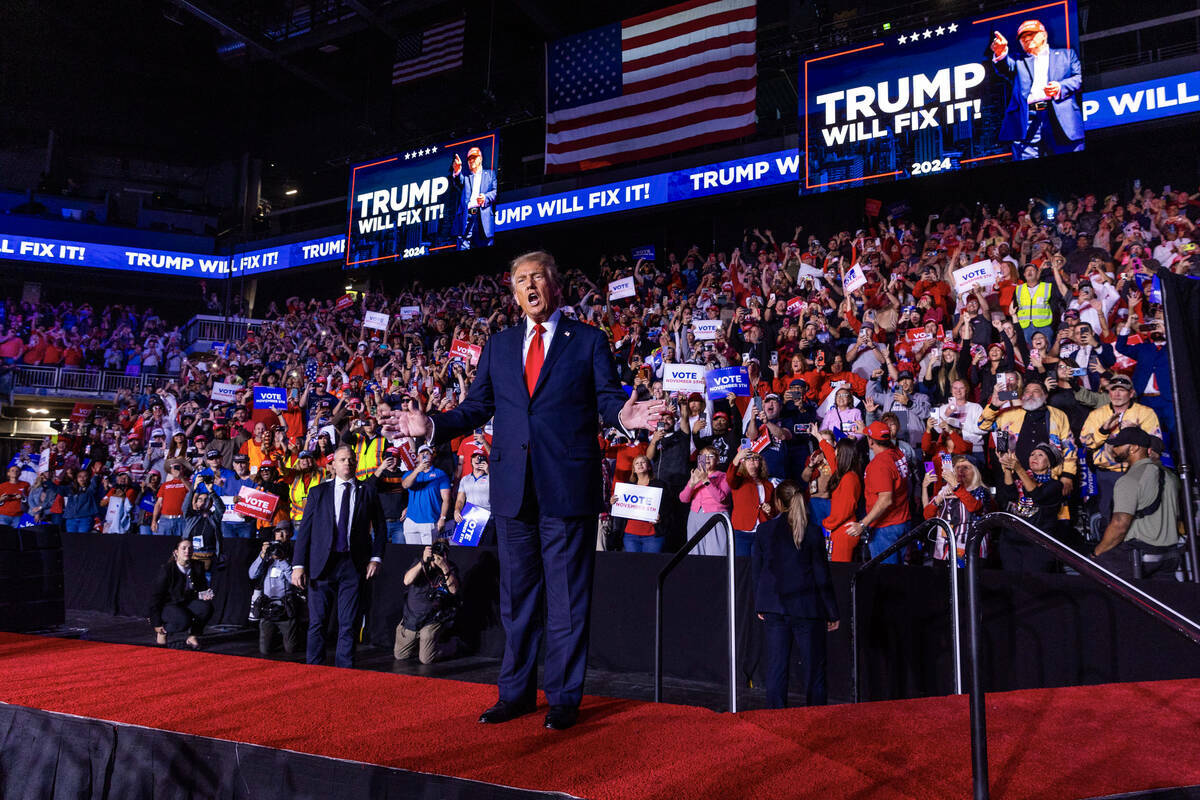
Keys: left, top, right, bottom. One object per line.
{"left": 544, "top": 0, "right": 756, "bottom": 174}
{"left": 391, "top": 17, "right": 465, "bottom": 86}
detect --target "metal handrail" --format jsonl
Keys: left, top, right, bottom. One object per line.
{"left": 963, "top": 512, "right": 1200, "bottom": 800}
{"left": 12, "top": 365, "right": 176, "bottom": 398}
{"left": 654, "top": 512, "right": 737, "bottom": 711}
{"left": 849, "top": 517, "right": 964, "bottom": 703}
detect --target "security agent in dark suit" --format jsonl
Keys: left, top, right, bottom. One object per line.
{"left": 386, "top": 251, "right": 664, "bottom": 730}
{"left": 989, "top": 19, "right": 1083, "bottom": 160}
{"left": 751, "top": 481, "right": 839, "bottom": 709}
{"left": 292, "top": 445, "right": 386, "bottom": 668}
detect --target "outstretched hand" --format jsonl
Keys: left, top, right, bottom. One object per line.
{"left": 381, "top": 409, "right": 431, "bottom": 440}
{"left": 618, "top": 392, "right": 666, "bottom": 432}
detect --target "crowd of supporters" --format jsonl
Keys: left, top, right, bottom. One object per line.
{"left": 2, "top": 179, "right": 1197, "bottom": 579}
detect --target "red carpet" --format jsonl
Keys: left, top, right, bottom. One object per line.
{"left": 1, "top": 632, "right": 1198, "bottom": 799}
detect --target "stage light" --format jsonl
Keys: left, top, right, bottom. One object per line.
{"left": 27, "top": 408, "right": 48, "bottom": 414}
{"left": 285, "top": 188, "right": 299, "bottom": 196}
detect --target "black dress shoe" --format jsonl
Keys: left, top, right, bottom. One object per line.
{"left": 478, "top": 699, "right": 536, "bottom": 724}
{"left": 544, "top": 705, "right": 579, "bottom": 731}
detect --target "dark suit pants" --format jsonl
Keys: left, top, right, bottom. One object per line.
{"left": 260, "top": 617, "right": 301, "bottom": 655}
{"left": 306, "top": 553, "right": 361, "bottom": 668}
{"left": 161, "top": 600, "right": 213, "bottom": 636}
{"left": 496, "top": 510, "right": 596, "bottom": 708}
{"left": 762, "top": 613, "right": 827, "bottom": 709}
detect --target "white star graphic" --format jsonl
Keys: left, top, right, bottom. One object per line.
{"left": 935, "top": 25, "right": 945, "bottom": 35}
{"left": 923, "top": 28, "right": 933, "bottom": 39}
{"left": 898, "top": 34, "right": 907, "bottom": 44}
{"left": 911, "top": 32, "right": 920, "bottom": 42}
{"left": 404, "top": 153, "right": 410, "bottom": 160}
{"left": 431, "top": 146, "right": 437, "bottom": 153}
{"left": 948, "top": 22, "right": 958, "bottom": 33}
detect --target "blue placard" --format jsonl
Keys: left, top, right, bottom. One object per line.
{"left": 631, "top": 245, "right": 656, "bottom": 261}
{"left": 253, "top": 386, "right": 287, "bottom": 410}
{"left": 139, "top": 495, "right": 157, "bottom": 513}
{"left": 705, "top": 366, "right": 751, "bottom": 399}
{"left": 451, "top": 502, "right": 491, "bottom": 546}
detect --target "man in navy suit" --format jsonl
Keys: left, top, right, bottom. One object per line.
{"left": 388, "top": 251, "right": 663, "bottom": 729}
{"left": 291, "top": 445, "right": 386, "bottom": 668}
{"left": 989, "top": 19, "right": 1083, "bottom": 160}
{"left": 450, "top": 147, "right": 496, "bottom": 250}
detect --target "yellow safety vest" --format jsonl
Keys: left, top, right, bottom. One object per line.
{"left": 354, "top": 435, "right": 385, "bottom": 480}
{"left": 1015, "top": 282, "right": 1053, "bottom": 328}
{"left": 288, "top": 470, "right": 325, "bottom": 522}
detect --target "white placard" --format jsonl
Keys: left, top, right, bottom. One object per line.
{"left": 953, "top": 260, "right": 998, "bottom": 294}
{"left": 399, "top": 305, "right": 421, "bottom": 320}
{"left": 843, "top": 264, "right": 867, "bottom": 293}
{"left": 220, "top": 496, "right": 244, "bottom": 523}
{"left": 210, "top": 382, "right": 240, "bottom": 403}
{"left": 610, "top": 482, "right": 663, "bottom": 523}
{"left": 363, "top": 311, "right": 390, "bottom": 331}
{"left": 662, "top": 363, "right": 708, "bottom": 393}
{"left": 608, "top": 276, "right": 636, "bottom": 301}
{"left": 691, "top": 319, "right": 722, "bottom": 341}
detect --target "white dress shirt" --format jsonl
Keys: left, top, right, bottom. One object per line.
{"left": 470, "top": 169, "right": 483, "bottom": 202}
{"left": 523, "top": 309, "right": 561, "bottom": 366}
{"left": 1027, "top": 49, "right": 1050, "bottom": 104}
{"left": 334, "top": 479, "right": 357, "bottom": 528}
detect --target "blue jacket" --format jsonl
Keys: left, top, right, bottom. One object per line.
{"left": 62, "top": 475, "right": 104, "bottom": 519}
{"left": 450, "top": 168, "right": 497, "bottom": 239}
{"left": 991, "top": 47, "right": 1083, "bottom": 143}
{"left": 1115, "top": 333, "right": 1172, "bottom": 401}
{"left": 432, "top": 314, "right": 629, "bottom": 518}
{"left": 751, "top": 515, "right": 839, "bottom": 621}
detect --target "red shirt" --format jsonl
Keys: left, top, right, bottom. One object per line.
{"left": 455, "top": 435, "right": 493, "bottom": 478}
{"left": 864, "top": 447, "right": 911, "bottom": 528}
{"left": 156, "top": 479, "right": 190, "bottom": 516}
{"left": 0, "top": 481, "right": 30, "bottom": 516}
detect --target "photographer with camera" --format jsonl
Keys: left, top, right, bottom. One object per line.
{"left": 394, "top": 540, "right": 461, "bottom": 664}
{"left": 248, "top": 528, "right": 301, "bottom": 654}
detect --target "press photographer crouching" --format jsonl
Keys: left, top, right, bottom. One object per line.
{"left": 248, "top": 525, "right": 303, "bottom": 655}
{"left": 395, "top": 540, "right": 462, "bottom": 664}
{"left": 149, "top": 537, "right": 215, "bottom": 649}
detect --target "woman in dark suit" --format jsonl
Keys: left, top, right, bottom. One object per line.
{"left": 751, "top": 480, "right": 840, "bottom": 708}
{"left": 149, "top": 538, "right": 214, "bottom": 649}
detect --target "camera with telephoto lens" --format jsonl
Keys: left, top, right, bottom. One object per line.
{"left": 427, "top": 539, "right": 450, "bottom": 562}
{"left": 265, "top": 540, "right": 292, "bottom": 561}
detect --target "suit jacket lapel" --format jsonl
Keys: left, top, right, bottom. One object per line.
{"left": 532, "top": 315, "right": 575, "bottom": 398}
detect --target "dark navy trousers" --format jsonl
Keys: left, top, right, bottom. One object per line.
{"left": 306, "top": 553, "right": 361, "bottom": 668}
{"left": 495, "top": 473, "right": 595, "bottom": 708}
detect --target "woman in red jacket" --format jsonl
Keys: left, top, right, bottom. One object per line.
{"left": 820, "top": 436, "right": 865, "bottom": 562}
{"left": 727, "top": 448, "right": 775, "bottom": 557}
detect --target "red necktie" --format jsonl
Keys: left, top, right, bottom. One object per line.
{"left": 525, "top": 323, "right": 545, "bottom": 396}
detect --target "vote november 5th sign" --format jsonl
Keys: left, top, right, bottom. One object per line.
{"left": 610, "top": 482, "right": 663, "bottom": 523}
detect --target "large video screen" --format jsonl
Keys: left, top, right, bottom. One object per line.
{"left": 799, "top": 0, "right": 1081, "bottom": 194}
{"left": 345, "top": 132, "right": 498, "bottom": 266}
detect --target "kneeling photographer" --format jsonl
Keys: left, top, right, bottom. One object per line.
{"left": 249, "top": 525, "right": 303, "bottom": 655}
{"left": 395, "top": 540, "right": 461, "bottom": 665}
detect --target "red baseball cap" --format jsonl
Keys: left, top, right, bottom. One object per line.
{"left": 865, "top": 421, "right": 892, "bottom": 442}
